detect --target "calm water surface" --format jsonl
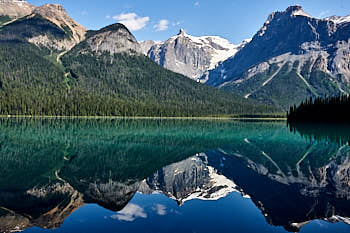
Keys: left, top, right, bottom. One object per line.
{"left": 0, "top": 118, "right": 350, "bottom": 233}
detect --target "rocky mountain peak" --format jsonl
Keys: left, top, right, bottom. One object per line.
{"left": 285, "top": 5, "right": 303, "bottom": 14}
{"left": 206, "top": 5, "right": 350, "bottom": 109}
{"left": 144, "top": 30, "right": 245, "bottom": 80}
{"left": 85, "top": 23, "right": 142, "bottom": 55}
{"left": 265, "top": 5, "right": 312, "bottom": 25}
{"left": 35, "top": 4, "right": 65, "bottom": 12}
{"left": 32, "top": 4, "right": 86, "bottom": 43}
{"left": 286, "top": 5, "right": 312, "bottom": 18}
{"left": 0, "top": 0, "right": 35, "bottom": 18}
{"left": 178, "top": 28, "right": 186, "bottom": 36}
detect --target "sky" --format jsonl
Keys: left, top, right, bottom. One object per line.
{"left": 28, "top": 0, "right": 350, "bottom": 44}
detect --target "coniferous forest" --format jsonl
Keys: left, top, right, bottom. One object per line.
{"left": 0, "top": 15, "right": 278, "bottom": 117}
{"left": 0, "top": 41, "right": 276, "bottom": 117}
{"left": 287, "top": 95, "right": 350, "bottom": 123}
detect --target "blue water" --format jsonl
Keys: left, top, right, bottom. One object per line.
{"left": 0, "top": 119, "right": 350, "bottom": 233}
{"left": 25, "top": 192, "right": 349, "bottom": 233}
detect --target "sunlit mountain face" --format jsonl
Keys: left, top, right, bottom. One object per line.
{"left": 0, "top": 119, "right": 350, "bottom": 233}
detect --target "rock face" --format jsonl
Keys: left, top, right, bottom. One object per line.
{"left": 139, "top": 40, "right": 161, "bottom": 55}
{"left": 32, "top": 4, "right": 86, "bottom": 44}
{"left": 0, "top": 2, "right": 86, "bottom": 51}
{"left": 206, "top": 5, "right": 350, "bottom": 109}
{"left": 0, "top": 0, "right": 35, "bottom": 19}
{"left": 142, "top": 29, "right": 247, "bottom": 80}
{"left": 86, "top": 23, "right": 142, "bottom": 55}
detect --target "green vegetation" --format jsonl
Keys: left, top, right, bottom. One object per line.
{"left": 61, "top": 24, "right": 73, "bottom": 38}
{"left": 287, "top": 95, "right": 350, "bottom": 123}
{"left": 223, "top": 61, "right": 341, "bottom": 110}
{"left": 0, "top": 15, "right": 11, "bottom": 26}
{"left": 0, "top": 15, "right": 277, "bottom": 117}
{"left": 0, "top": 15, "right": 67, "bottom": 45}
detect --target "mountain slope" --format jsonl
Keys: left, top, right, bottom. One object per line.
{"left": 0, "top": 20, "right": 275, "bottom": 116}
{"left": 0, "top": 2, "right": 86, "bottom": 50}
{"left": 141, "top": 29, "right": 249, "bottom": 81}
{"left": 206, "top": 6, "right": 350, "bottom": 110}
{"left": 32, "top": 4, "right": 86, "bottom": 44}
{"left": 61, "top": 23, "right": 274, "bottom": 116}
{"left": 0, "top": 0, "right": 35, "bottom": 20}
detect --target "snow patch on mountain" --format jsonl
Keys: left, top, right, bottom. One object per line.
{"left": 291, "top": 9, "right": 312, "bottom": 18}
{"left": 169, "top": 29, "right": 242, "bottom": 70}
{"left": 143, "top": 30, "right": 250, "bottom": 80}
{"left": 326, "top": 15, "right": 350, "bottom": 24}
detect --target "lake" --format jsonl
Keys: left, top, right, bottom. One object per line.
{"left": 0, "top": 118, "right": 350, "bottom": 233}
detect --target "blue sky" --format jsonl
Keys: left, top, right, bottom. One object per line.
{"left": 28, "top": 0, "right": 350, "bottom": 44}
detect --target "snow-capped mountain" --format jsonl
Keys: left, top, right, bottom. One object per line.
{"left": 326, "top": 15, "right": 350, "bottom": 24}
{"left": 206, "top": 5, "right": 350, "bottom": 110}
{"left": 140, "top": 29, "right": 249, "bottom": 81}
{"left": 139, "top": 153, "right": 242, "bottom": 205}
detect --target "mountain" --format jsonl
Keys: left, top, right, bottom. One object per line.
{"left": 60, "top": 23, "right": 273, "bottom": 116}
{"left": 0, "top": 2, "right": 86, "bottom": 51}
{"left": 83, "top": 23, "right": 141, "bottom": 55}
{"left": 140, "top": 40, "right": 161, "bottom": 55}
{"left": 32, "top": 4, "right": 86, "bottom": 45}
{"left": 141, "top": 29, "right": 249, "bottom": 81}
{"left": 0, "top": 0, "right": 35, "bottom": 21}
{"left": 206, "top": 5, "right": 350, "bottom": 110}
{"left": 0, "top": 12, "right": 274, "bottom": 116}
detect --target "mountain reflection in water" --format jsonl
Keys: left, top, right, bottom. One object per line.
{"left": 0, "top": 119, "right": 350, "bottom": 233}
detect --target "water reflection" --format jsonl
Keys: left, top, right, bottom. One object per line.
{"left": 0, "top": 119, "right": 350, "bottom": 232}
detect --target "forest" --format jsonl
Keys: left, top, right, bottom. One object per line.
{"left": 287, "top": 95, "right": 350, "bottom": 123}
{"left": 0, "top": 40, "right": 276, "bottom": 117}
{"left": 0, "top": 14, "right": 278, "bottom": 117}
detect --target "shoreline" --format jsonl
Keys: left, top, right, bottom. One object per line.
{"left": 0, "top": 115, "right": 287, "bottom": 121}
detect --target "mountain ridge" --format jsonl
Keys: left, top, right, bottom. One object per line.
{"left": 141, "top": 29, "right": 250, "bottom": 81}
{"left": 0, "top": 1, "right": 86, "bottom": 50}
{"left": 2, "top": 2, "right": 350, "bottom": 113}
{"left": 205, "top": 5, "right": 350, "bottom": 110}
{"left": 0, "top": 13, "right": 275, "bottom": 116}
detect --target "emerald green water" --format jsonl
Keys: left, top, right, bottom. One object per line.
{"left": 0, "top": 119, "right": 349, "bottom": 233}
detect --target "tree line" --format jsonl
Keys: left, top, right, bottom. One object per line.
{"left": 287, "top": 95, "right": 350, "bottom": 123}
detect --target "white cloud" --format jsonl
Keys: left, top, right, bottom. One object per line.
{"left": 81, "top": 10, "right": 88, "bottom": 16}
{"left": 152, "top": 204, "right": 167, "bottom": 216}
{"left": 113, "top": 13, "right": 150, "bottom": 31}
{"left": 194, "top": 1, "right": 200, "bottom": 7}
{"left": 172, "top": 21, "right": 183, "bottom": 27}
{"left": 154, "top": 19, "right": 169, "bottom": 31}
{"left": 318, "top": 10, "right": 331, "bottom": 18}
{"left": 106, "top": 15, "right": 111, "bottom": 19}
{"left": 111, "top": 203, "right": 147, "bottom": 222}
